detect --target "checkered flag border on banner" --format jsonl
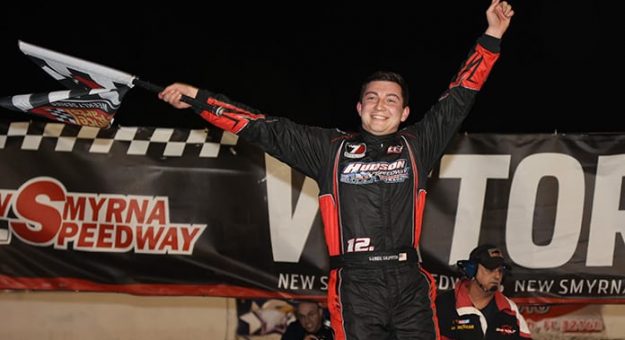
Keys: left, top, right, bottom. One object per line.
{"left": 0, "top": 121, "right": 239, "bottom": 158}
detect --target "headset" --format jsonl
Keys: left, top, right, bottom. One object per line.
{"left": 457, "top": 259, "right": 510, "bottom": 293}
{"left": 456, "top": 259, "right": 478, "bottom": 279}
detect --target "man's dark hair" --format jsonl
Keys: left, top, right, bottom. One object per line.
{"left": 359, "top": 71, "right": 410, "bottom": 107}
{"left": 294, "top": 300, "right": 321, "bottom": 309}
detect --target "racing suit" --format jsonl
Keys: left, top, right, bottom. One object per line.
{"left": 194, "top": 34, "right": 501, "bottom": 340}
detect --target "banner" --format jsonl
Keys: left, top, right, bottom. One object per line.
{"left": 2, "top": 119, "right": 625, "bottom": 304}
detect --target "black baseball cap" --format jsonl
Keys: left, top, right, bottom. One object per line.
{"left": 469, "top": 244, "right": 511, "bottom": 270}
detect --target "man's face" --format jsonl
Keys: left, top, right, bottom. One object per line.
{"left": 357, "top": 80, "right": 410, "bottom": 136}
{"left": 476, "top": 264, "right": 505, "bottom": 293}
{"left": 296, "top": 302, "right": 323, "bottom": 334}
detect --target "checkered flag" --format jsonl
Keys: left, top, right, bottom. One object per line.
{"left": 0, "top": 40, "right": 213, "bottom": 128}
{"left": 0, "top": 41, "right": 134, "bottom": 128}
{"left": 0, "top": 87, "right": 129, "bottom": 128}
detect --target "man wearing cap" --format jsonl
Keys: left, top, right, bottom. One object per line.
{"left": 435, "top": 244, "right": 532, "bottom": 339}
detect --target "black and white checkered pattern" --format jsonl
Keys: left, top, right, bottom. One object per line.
{"left": 48, "top": 108, "right": 78, "bottom": 125}
{"left": 0, "top": 121, "right": 238, "bottom": 158}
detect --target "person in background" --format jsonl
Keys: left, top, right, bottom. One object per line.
{"left": 158, "top": 0, "right": 513, "bottom": 337}
{"left": 282, "top": 301, "right": 334, "bottom": 340}
{"left": 436, "top": 244, "right": 532, "bottom": 339}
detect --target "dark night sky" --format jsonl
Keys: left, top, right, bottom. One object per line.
{"left": 0, "top": 1, "right": 622, "bottom": 133}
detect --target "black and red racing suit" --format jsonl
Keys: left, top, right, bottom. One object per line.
{"left": 194, "top": 35, "right": 501, "bottom": 340}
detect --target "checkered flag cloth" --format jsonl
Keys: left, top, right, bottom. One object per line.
{"left": 0, "top": 88, "right": 128, "bottom": 128}
{"left": 0, "top": 40, "right": 135, "bottom": 128}
{"left": 48, "top": 107, "right": 78, "bottom": 125}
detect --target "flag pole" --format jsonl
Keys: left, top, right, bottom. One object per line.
{"left": 132, "top": 78, "right": 219, "bottom": 114}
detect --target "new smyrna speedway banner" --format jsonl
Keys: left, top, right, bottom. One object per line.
{"left": 2, "top": 119, "right": 625, "bottom": 304}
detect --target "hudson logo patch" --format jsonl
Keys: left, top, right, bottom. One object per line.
{"left": 340, "top": 159, "right": 409, "bottom": 184}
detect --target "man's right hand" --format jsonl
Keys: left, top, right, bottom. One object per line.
{"left": 158, "top": 83, "right": 199, "bottom": 109}
{"left": 485, "top": 0, "right": 514, "bottom": 38}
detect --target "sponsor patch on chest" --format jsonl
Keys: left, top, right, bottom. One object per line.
{"left": 387, "top": 145, "right": 403, "bottom": 154}
{"left": 495, "top": 325, "right": 517, "bottom": 335}
{"left": 451, "top": 318, "right": 476, "bottom": 331}
{"left": 344, "top": 143, "right": 366, "bottom": 158}
{"left": 340, "top": 159, "right": 410, "bottom": 184}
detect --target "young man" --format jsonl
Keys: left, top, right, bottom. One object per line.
{"left": 436, "top": 245, "right": 532, "bottom": 339}
{"left": 282, "top": 301, "right": 334, "bottom": 340}
{"left": 159, "top": 1, "right": 513, "bottom": 338}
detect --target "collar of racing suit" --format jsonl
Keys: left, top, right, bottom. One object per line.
{"left": 358, "top": 127, "right": 400, "bottom": 144}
